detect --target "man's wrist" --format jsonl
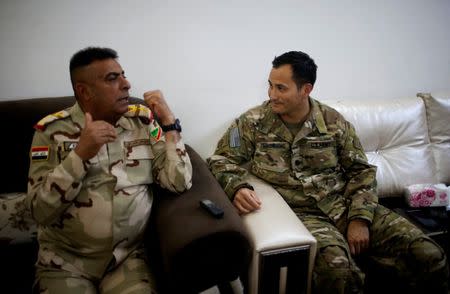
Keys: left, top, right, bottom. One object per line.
{"left": 349, "top": 217, "right": 371, "bottom": 226}
{"left": 160, "top": 114, "right": 176, "bottom": 126}
{"left": 74, "top": 145, "right": 89, "bottom": 161}
{"left": 161, "top": 118, "right": 182, "bottom": 132}
{"left": 233, "top": 183, "right": 254, "bottom": 196}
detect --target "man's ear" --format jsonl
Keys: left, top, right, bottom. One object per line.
{"left": 74, "top": 82, "right": 92, "bottom": 103}
{"left": 301, "top": 83, "right": 314, "bottom": 96}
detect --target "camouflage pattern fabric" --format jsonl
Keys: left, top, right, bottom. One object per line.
{"left": 298, "top": 205, "right": 448, "bottom": 293}
{"left": 208, "top": 98, "right": 448, "bottom": 293}
{"left": 27, "top": 102, "right": 192, "bottom": 292}
{"left": 208, "top": 98, "right": 378, "bottom": 225}
{"left": 35, "top": 246, "right": 157, "bottom": 294}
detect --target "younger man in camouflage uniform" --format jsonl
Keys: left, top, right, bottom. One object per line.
{"left": 27, "top": 47, "right": 192, "bottom": 293}
{"left": 208, "top": 51, "right": 448, "bottom": 293}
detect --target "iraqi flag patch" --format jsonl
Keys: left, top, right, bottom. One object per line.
{"left": 31, "top": 146, "right": 49, "bottom": 161}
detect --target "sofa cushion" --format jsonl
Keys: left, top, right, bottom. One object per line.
{"left": 323, "top": 97, "right": 437, "bottom": 198}
{"left": 417, "top": 92, "right": 450, "bottom": 185}
{"left": 0, "top": 192, "right": 36, "bottom": 244}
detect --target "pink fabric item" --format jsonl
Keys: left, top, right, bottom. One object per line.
{"left": 405, "top": 184, "right": 449, "bottom": 207}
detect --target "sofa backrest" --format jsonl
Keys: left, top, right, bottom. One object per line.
{"left": 0, "top": 97, "right": 76, "bottom": 193}
{"left": 323, "top": 96, "right": 438, "bottom": 198}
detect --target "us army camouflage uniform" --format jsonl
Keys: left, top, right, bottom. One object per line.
{"left": 208, "top": 98, "right": 448, "bottom": 294}
{"left": 27, "top": 102, "right": 192, "bottom": 294}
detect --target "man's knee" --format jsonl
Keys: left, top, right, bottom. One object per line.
{"left": 317, "top": 245, "right": 350, "bottom": 268}
{"left": 34, "top": 275, "right": 96, "bottom": 294}
{"left": 409, "top": 237, "right": 448, "bottom": 273}
{"left": 313, "top": 245, "right": 364, "bottom": 294}
{"left": 99, "top": 251, "right": 157, "bottom": 294}
{"left": 407, "top": 237, "right": 449, "bottom": 293}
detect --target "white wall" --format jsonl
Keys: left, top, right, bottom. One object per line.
{"left": 1, "top": 0, "right": 449, "bottom": 158}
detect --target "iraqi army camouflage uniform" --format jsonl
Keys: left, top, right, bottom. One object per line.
{"left": 27, "top": 102, "right": 192, "bottom": 294}
{"left": 208, "top": 98, "right": 448, "bottom": 294}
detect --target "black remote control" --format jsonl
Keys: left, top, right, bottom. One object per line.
{"left": 199, "top": 199, "right": 224, "bottom": 219}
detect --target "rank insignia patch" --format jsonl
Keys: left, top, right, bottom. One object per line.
{"left": 31, "top": 146, "right": 49, "bottom": 161}
{"left": 125, "top": 104, "right": 153, "bottom": 124}
{"left": 34, "top": 110, "right": 70, "bottom": 131}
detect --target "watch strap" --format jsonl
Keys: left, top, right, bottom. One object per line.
{"left": 161, "top": 118, "right": 182, "bottom": 132}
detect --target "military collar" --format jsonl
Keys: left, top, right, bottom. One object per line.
{"left": 116, "top": 116, "right": 133, "bottom": 130}
{"left": 69, "top": 102, "right": 86, "bottom": 130}
{"left": 308, "top": 98, "right": 329, "bottom": 134}
{"left": 257, "top": 97, "right": 329, "bottom": 142}
{"left": 258, "top": 101, "right": 293, "bottom": 142}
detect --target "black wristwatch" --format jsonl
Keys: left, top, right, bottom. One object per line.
{"left": 161, "top": 118, "right": 182, "bottom": 132}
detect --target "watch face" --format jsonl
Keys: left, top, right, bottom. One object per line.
{"left": 173, "top": 119, "right": 182, "bottom": 131}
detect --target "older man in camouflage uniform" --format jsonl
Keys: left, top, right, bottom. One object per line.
{"left": 208, "top": 51, "right": 448, "bottom": 293}
{"left": 27, "top": 47, "right": 192, "bottom": 293}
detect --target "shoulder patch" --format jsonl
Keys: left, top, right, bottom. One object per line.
{"left": 34, "top": 110, "right": 70, "bottom": 131}
{"left": 124, "top": 104, "right": 153, "bottom": 124}
{"left": 30, "top": 146, "right": 49, "bottom": 161}
{"left": 229, "top": 127, "right": 241, "bottom": 148}
{"left": 150, "top": 121, "right": 162, "bottom": 142}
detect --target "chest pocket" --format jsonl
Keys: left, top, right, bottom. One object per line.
{"left": 252, "top": 141, "right": 290, "bottom": 184}
{"left": 292, "top": 135, "right": 338, "bottom": 174}
{"left": 125, "top": 143, "right": 155, "bottom": 185}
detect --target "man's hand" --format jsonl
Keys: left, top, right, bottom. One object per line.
{"left": 143, "top": 90, "right": 176, "bottom": 125}
{"left": 74, "top": 112, "right": 117, "bottom": 160}
{"left": 347, "top": 219, "right": 370, "bottom": 256}
{"left": 233, "top": 188, "right": 262, "bottom": 215}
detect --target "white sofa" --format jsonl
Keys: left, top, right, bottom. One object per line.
{"left": 241, "top": 92, "right": 450, "bottom": 294}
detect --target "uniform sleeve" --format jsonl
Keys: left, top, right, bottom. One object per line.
{"left": 150, "top": 121, "right": 192, "bottom": 193}
{"left": 26, "top": 130, "right": 90, "bottom": 225}
{"left": 207, "top": 116, "right": 255, "bottom": 199}
{"left": 338, "top": 120, "right": 378, "bottom": 224}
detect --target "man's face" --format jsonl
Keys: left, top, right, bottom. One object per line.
{"left": 81, "top": 58, "right": 131, "bottom": 123}
{"left": 268, "top": 64, "right": 309, "bottom": 119}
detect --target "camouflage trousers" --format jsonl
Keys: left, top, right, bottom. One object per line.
{"left": 33, "top": 247, "right": 157, "bottom": 294}
{"left": 296, "top": 204, "right": 449, "bottom": 294}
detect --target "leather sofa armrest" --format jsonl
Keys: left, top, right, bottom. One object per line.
{"left": 242, "top": 174, "right": 317, "bottom": 294}
{"left": 149, "top": 145, "right": 251, "bottom": 293}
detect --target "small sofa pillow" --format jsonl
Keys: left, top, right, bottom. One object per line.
{"left": 404, "top": 184, "right": 449, "bottom": 207}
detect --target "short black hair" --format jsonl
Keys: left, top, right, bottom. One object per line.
{"left": 69, "top": 47, "right": 118, "bottom": 88}
{"left": 272, "top": 51, "right": 317, "bottom": 88}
